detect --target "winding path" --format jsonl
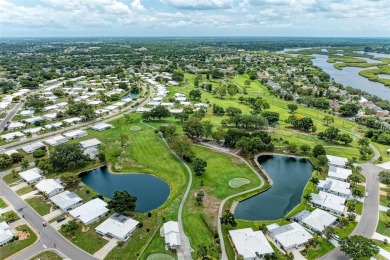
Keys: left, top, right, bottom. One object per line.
{"left": 195, "top": 143, "right": 266, "bottom": 260}
{"left": 140, "top": 121, "right": 193, "bottom": 260}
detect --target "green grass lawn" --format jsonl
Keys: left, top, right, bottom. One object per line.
{"left": 140, "top": 230, "right": 177, "bottom": 260}
{"left": 60, "top": 218, "right": 108, "bottom": 254}
{"left": 30, "top": 250, "right": 63, "bottom": 260}
{"left": 335, "top": 221, "right": 358, "bottom": 238}
{"left": 16, "top": 185, "right": 35, "bottom": 195}
{"left": 181, "top": 145, "right": 262, "bottom": 258}
{"left": 0, "top": 198, "right": 7, "bottom": 208}
{"left": 377, "top": 211, "right": 390, "bottom": 237}
{"left": 2, "top": 172, "right": 22, "bottom": 185}
{"left": 0, "top": 210, "right": 20, "bottom": 223}
{"left": 305, "top": 237, "right": 335, "bottom": 260}
{"left": 25, "top": 196, "right": 52, "bottom": 216}
{"left": 0, "top": 225, "right": 37, "bottom": 259}
{"left": 347, "top": 200, "right": 363, "bottom": 215}
{"left": 70, "top": 184, "right": 100, "bottom": 203}
{"left": 380, "top": 195, "right": 389, "bottom": 207}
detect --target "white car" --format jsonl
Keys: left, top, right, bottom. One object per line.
{"left": 365, "top": 192, "right": 369, "bottom": 197}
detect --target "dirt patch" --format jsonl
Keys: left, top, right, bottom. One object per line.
{"left": 16, "top": 230, "right": 30, "bottom": 240}
{"left": 82, "top": 225, "right": 90, "bottom": 232}
{"left": 202, "top": 192, "right": 220, "bottom": 229}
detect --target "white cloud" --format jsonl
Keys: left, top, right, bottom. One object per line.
{"left": 161, "top": 0, "right": 233, "bottom": 10}
{"left": 131, "top": 0, "right": 145, "bottom": 11}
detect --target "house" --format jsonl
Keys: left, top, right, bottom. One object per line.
{"left": 36, "top": 179, "right": 64, "bottom": 197}
{"left": 229, "top": 228, "right": 273, "bottom": 260}
{"left": 95, "top": 213, "right": 139, "bottom": 241}
{"left": 136, "top": 107, "right": 152, "bottom": 113}
{"left": 163, "top": 221, "right": 181, "bottom": 250}
{"left": 8, "top": 122, "right": 26, "bottom": 130}
{"left": 0, "top": 221, "right": 15, "bottom": 246}
{"left": 267, "top": 222, "right": 313, "bottom": 250}
{"left": 317, "top": 178, "right": 351, "bottom": 198}
{"left": 69, "top": 198, "right": 108, "bottom": 225}
{"left": 80, "top": 138, "right": 102, "bottom": 150}
{"left": 326, "top": 155, "right": 348, "bottom": 168}
{"left": 310, "top": 191, "right": 346, "bottom": 215}
{"left": 45, "top": 135, "right": 69, "bottom": 146}
{"left": 21, "top": 142, "right": 45, "bottom": 154}
{"left": 24, "top": 117, "right": 44, "bottom": 124}
{"left": 43, "top": 113, "right": 57, "bottom": 121}
{"left": 19, "top": 110, "right": 34, "bottom": 117}
{"left": 44, "top": 122, "right": 63, "bottom": 129}
{"left": 62, "top": 130, "right": 88, "bottom": 139}
{"left": 1, "top": 132, "right": 25, "bottom": 142}
{"left": 3, "top": 149, "right": 18, "bottom": 156}
{"left": 22, "top": 127, "right": 42, "bottom": 135}
{"left": 50, "top": 191, "right": 83, "bottom": 212}
{"left": 91, "top": 122, "right": 114, "bottom": 131}
{"left": 19, "top": 168, "right": 43, "bottom": 184}
{"left": 292, "top": 209, "right": 337, "bottom": 233}
{"left": 327, "top": 166, "right": 352, "bottom": 182}
{"left": 63, "top": 117, "right": 82, "bottom": 124}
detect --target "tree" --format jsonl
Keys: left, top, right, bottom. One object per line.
{"left": 300, "top": 144, "right": 311, "bottom": 153}
{"left": 339, "top": 133, "right": 353, "bottom": 145}
{"left": 202, "top": 120, "right": 213, "bottom": 138}
{"left": 220, "top": 210, "right": 236, "bottom": 226}
{"left": 150, "top": 105, "right": 170, "bottom": 120}
{"left": 225, "top": 107, "right": 242, "bottom": 117}
{"left": 237, "top": 137, "right": 265, "bottom": 156}
{"left": 323, "top": 115, "right": 334, "bottom": 126}
{"left": 60, "top": 173, "right": 80, "bottom": 188}
{"left": 21, "top": 158, "right": 29, "bottom": 170}
{"left": 227, "top": 84, "right": 238, "bottom": 98}
{"left": 0, "top": 154, "right": 13, "bottom": 168}
{"left": 213, "top": 85, "right": 227, "bottom": 99}
{"left": 312, "top": 144, "right": 326, "bottom": 158}
{"left": 358, "top": 138, "right": 370, "bottom": 146}
{"left": 61, "top": 220, "right": 78, "bottom": 236}
{"left": 317, "top": 155, "right": 329, "bottom": 166}
{"left": 339, "top": 235, "right": 379, "bottom": 259}
{"left": 50, "top": 143, "right": 90, "bottom": 172}
{"left": 312, "top": 165, "right": 324, "bottom": 176}
{"left": 189, "top": 89, "right": 202, "bottom": 101}
{"left": 323, "top": 226, "right": 336, "bottom": 242}
{"left": 287, "top": 103, "right": 298, "bottom": 113}
{"left": 310, "top": 177, "right": 319, "bottom": 192}
{"left": 170, "top": 135, "right": 194, "bottom": 159}
{"left": 124, "top": 113, "right": 132, "bottom": 123}
{"left": 11, "top": 153, "right": 24, "bottom": 163}
{"left": 340, "top": 103, "right": 360, "bottom": 117}
{"left": 159, "top": 124, "right": 177, "bottom": 140}
{"left": 120, "top": 134, "right": 129, "bottom": 148}
{"left": 379, "top": 170, "right": 390, "bottom": 184}
{"left": 108, "top": 190, "right": 137, "bottom": 214}
{"left": 352, "top": 187, "right": 364, "bottom": 201}
{"left": 212, "top": 127, "right": 226, "bottom": 143}
{"left": 183, "top": 117, "right": 204, "bottom": 138}
{"left": 193, "top": 158, "right": 207, "bottom": 176}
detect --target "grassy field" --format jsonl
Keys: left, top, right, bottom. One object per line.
{"left": 25, "top": 196, "right": 52, "bottom": 216}
{"left": 0, "top": 210, "right": 20, "bottom": 223}
{"left": 335, "top": 221, "right": 358, "bottom": 238}
{"left": 0, "top": 225, "right": 37, "bottom": 259}
{"left": 0, "top": 198, "right": 7, "bottom": 208}
{"left": 305, "top": 237, "right": 335, "bottom": 260}
{"left": 30, "top": 250, "right": 63, "bottom": 260}
{"left": 16, "top": 185, "right": 35, "bottom": 195}
{"left": 2, "top": 172, "right": 22, "bottom": 185}
{"left": 60, "top": 218, "right": 108, "bottom": 254}
{"left": 359, "top": 65, "right": 390, "bottom": 86}
{"left": 140, "top": 230, "right": 177, "bottom": 260}
{"left": 376, "top": 211, "right": 390, "bottom": 237}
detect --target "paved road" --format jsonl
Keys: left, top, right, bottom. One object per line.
{"left": 0, "top": 102, "right": 23, "bottom": 132}
{"left": 320, "top": 145, "right": 383, "bottom": 260}
{"left": 0, "top": 169, "right": 97, "bottom": 260}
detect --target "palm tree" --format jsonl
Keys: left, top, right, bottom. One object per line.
{"left": 310, "top": 177, "right": 320, "bottom": 192}
{"left": 354, "top": 165, "right": 362, "bottom": 175}
{"left": 11, "top": 169, "right": 18, "bottom": 178}
{"left": 312, "top": 165, "right": 323, "bottom": 176}
{"left": 303, "top": 193, "right": 312, "bottom": 209}
{"left": 352, "top": 187, "right": 364, "bottom": 201}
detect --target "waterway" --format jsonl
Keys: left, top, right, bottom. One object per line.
{"left": 234, "top": 155, "right": 312, "bottom": 221}
{"left": 81, "top": 166, "right": 170, "bottom": 213}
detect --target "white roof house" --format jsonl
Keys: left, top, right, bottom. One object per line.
{"left": 22, "top": 127, "right": 42, "bottom": 135}
{"left": 3, "top": 149, "right": 18, "bottom": 156}
{"left": 229, "top": 228, "right": 274, "bottom": 260}
{"left": 43, "top": 113, "right": 57, "bottom": 121}
{"left": 267, "top": 222, "right": 313, "bottom": 250}
{"left": 19, "top": 168, "right": 43, "bottom": 184}
{"left": 62, "top": 130, "right": 88, "bottom": 139}
{"left": 0, "top": 221, "right": 15, "bottom": 246}
{"left": 69, "top": 198, "right": 108, "bottom": 225}
{"left": 80, "top": 138, "right": 102, "bottom": 150}
{"left": 318, "top": 178, "right": 351, "bottom": 198}
{"left": 8, "top": 122, "right": 26, "bottom": 130}
{"left": 328, "top": 166, "right": 352, "bottom": 182}
{"left": 50, "top": 191, "right": 83, "bottom": 212}
{"left": 36, "top": 179, "right": 64, "bottom": 197}
{"left": 24, "top": 116, "right": 44, "bottom": 124}
{"left": 21, "top": 142, "right": 45, "bottom": 154}
{"left": 91, "top": 122, "right": 114, "bottom": 131}
{"left": 95, "top": 213, "right": 139, "bottom": 241}
{"left": 1, "top": 132, "right": 25, "bottom": 142}
{"left": 327, "top": 155, "right": 348, "bottom": 168}
{"left": 302, "top": 209, "right": 337, "bottom": 233}
{"left": 311, "top": 191, "right": 346, "bottom": 215}
{"left": 44, "top": 122, "right": 63, "bottom": 129}
{"left": 63, "top": 117, "right": 82, "bottom": 124}
{"left": 45, "top": 135, "right": 69, "bottom": 146}
{"left": 163, "top": 221, "right": 181, "bottom": 249}
{"left": 19, "top": 110, "right": 34, "bottom": 117}
{"left": 136, "top": 107, "right": 152, "bottom": 113}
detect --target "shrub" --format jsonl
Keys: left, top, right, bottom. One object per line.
{"left": 32, "top": 149, "right": 46, "bottom": 158}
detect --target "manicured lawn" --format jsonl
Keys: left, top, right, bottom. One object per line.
{"left": 0, "top": 210, "right": 20, "bottom": 223}
{"left": 374, "top": 239, "right": 390, "bottom": 252}
{"left": 71, "top": 184, "right": 100, "bottom": 203}
{"left": 0, "top": 225, "right": 37, "bottom": 259}
{"left": 0, "top": 198, "right": 7, "bottom": 208}
{"left": 16, "top": 185, "right": 35, "bottom": 195}
{"left": 2, "top": 172, "right": 22, "bottom": 185}
{"left": 347, "top": 200, "right": 363, "bottom": 215}
{"left": 380, "top": 195, "right": 389, "bottom": 207}
{"left": 25, "top": 196, "right": 52, "bottom": 216}
{"left": 305, "top": 237, "right": 335, "bottom": 260}
{"left": 30, "top": 250, "right": 63, "bottom": 260}
{"left": 335, "top": 221, "right": 358, "bottom": 238}
{"left": 377, "top": 211, "right": 390, "bottom": 237}
{"left": 141, "top": 230, "right": 177, "bottom": 260}
{"left": 60, "top": 218, "right": 108, "bottom": 254}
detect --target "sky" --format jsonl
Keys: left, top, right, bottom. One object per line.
{"left": 1, "top": 0, "right": 390, "bottom": 37}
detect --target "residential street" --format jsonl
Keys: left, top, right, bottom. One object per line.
{"left": 0, "top": 102, "right": 23, "bottom": 132}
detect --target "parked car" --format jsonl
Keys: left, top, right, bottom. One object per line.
{"left": 365, "top": 192, "right": 369, "bottom": 197}
{"left": 56, "top": 216, "right": 66, "bottom": 223}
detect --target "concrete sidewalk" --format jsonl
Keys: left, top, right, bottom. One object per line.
{"left": 11, "top": 182, "right": 27, "bottom": 191}
{"left": 42, "top": 209, "right": 62, "bottom": 221}
{"left": 93, "top": 237, "right": 118, "bottom": 260}
{"left": 20, "top": 190, "right": 39, "bottom": 200}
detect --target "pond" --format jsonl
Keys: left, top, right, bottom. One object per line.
{"left": 378, "top": 74, "right": 390, "bottom": 80}
{"left": 81, "top": 166, "right": 170, "bottom": 213}
{"left": 122, "top": 91, "right": 139, "bottom": 100}
{"left": 234, "top": 155, "right": 312, "bottom": 221}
